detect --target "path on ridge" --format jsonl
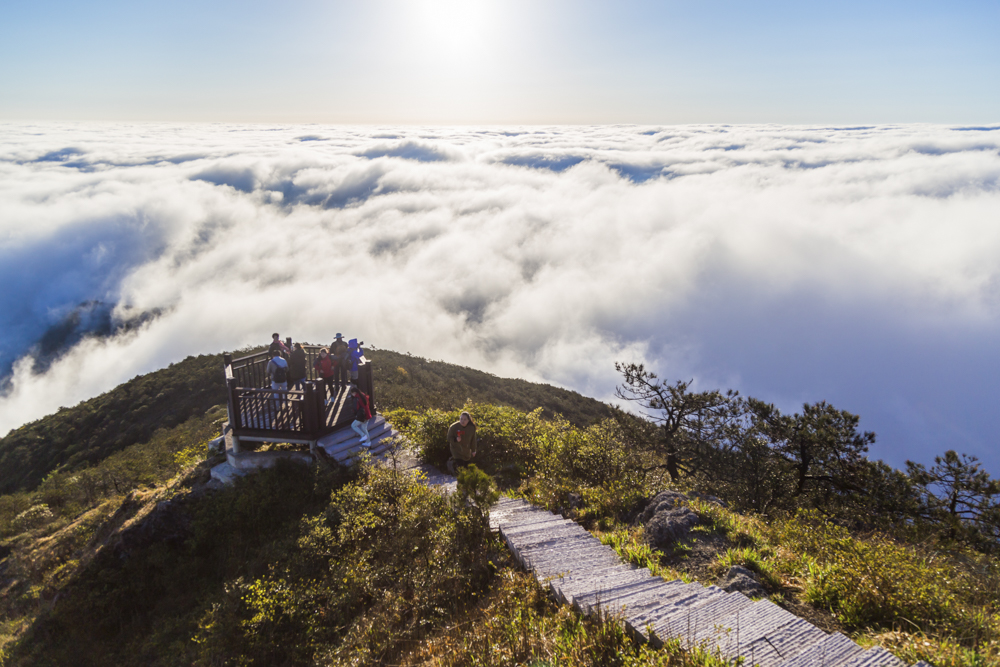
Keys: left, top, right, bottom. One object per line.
{"left": 362, "top": 421, "right": 930, "bottom": 667}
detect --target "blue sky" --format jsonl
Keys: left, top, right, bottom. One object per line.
{"left": 2, "top": 0, "right": 997, "bottom": 123}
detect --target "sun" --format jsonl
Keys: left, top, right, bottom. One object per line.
{"left": 407, "top": 0, "right": 497, "bottom": 60}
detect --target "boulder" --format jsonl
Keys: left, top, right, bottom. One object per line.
{"left": 645, "top": 506, "right": 700, "bottom": 550}
{"left": 639, "top": 490, "right": 689, "bottom": 524}
{"left": 718, "top": 565, "right": 767, "bottom": 598}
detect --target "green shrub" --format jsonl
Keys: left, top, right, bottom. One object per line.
{"left": 194, "top": 461, "right": 497, "bottom": 665}
{"left": 12, "top": 504, "right": 54, "bottom": 532}
{"left": 774, "top": 510, "right": 997, "bottom": 641}
{"left": 455, "top": 464, "right": 500, "bottom": 518}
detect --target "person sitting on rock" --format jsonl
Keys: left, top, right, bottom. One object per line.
{"left": 446, "top": 411, "right": 477, "bottom": 474}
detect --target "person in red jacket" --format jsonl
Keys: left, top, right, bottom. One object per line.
{"left": 313, "top": 348, "right": 336, "bottom": 403}
{"left": 349, "top": 386, "right": 372, "bottom": 448}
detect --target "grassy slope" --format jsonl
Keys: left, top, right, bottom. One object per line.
{"left": 0, "top": 348, "right": 610, "bottom": 495}
{"left": 0, "top": 354, "right": 227, "bottom": 495}
{"left": 3, "top": 350, "right": 990, "bottom": 666}
{"left": 369, "top": 348, "right": 612, "bottom": 426}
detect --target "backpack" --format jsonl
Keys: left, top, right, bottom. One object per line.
{"left": 272, "top": 362, "right": 288, "bottom": 383}
{"left": 353, "top": 393, "right": 370, "bottom": 422}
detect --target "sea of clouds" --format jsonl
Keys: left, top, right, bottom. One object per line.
{"left": 1, "top": 122, "right": 998, "bottom": 473}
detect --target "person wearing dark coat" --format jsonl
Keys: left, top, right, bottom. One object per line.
{"left": 288, "top": 343, "right": 307, "bottom": 390}
{"left": 330, "top": 333, "right": 349, "bottom": 386}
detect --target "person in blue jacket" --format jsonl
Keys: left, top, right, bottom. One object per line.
{"left": 348, "top": 338, "right": 365, "bottom": 384}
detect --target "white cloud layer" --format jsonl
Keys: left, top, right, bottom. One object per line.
{"left": 1, "top": 122, "right": 999, "bottom": 473}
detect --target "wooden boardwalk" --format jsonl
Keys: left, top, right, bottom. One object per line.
{"left": 375, "top": 436, "right": 930, "bottom": 667}
{"left": 487, "top": 497, "right": 931, "bottom": 667}
{"left": 215, "top": 418, "right": 931, "bottom": 667}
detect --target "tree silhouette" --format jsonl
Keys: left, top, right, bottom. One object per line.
{"left": 614, "top": 362, "right": 738, "bottom": 481}
{"left": 907, "top": 450, "right": 1000, "bottom": 549}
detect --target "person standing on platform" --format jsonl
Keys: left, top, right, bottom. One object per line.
{"left": 349, "top": 386, "right": 372, "bottom": 449}
{"left": 288, "top": 342, "right": 307, "bottom": 390}
{"left": 446, "top": 412, "right": 477, "bottom": 474}
{"left": 313, "top": 348, "right": 336, "bottom": 404}
{"left": 260, "top": 350, "right": 289, "bottom": 429}
{"left": 331, "top": 333, "right": 349, "bottom": 386}
{"left": 268, "top": 333, "right": 289, "bottom": 359}
{"left": 347, "top": 338, "right": 365, "bottom": 385}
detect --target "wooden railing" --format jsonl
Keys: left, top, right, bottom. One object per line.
{"left": 223, "top": 342, "right": 375, "bottom": 441}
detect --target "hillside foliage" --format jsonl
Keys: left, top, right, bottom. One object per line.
{"left": 0, "top": 351, "right": 997, "bottom": 665}
{"left": 0, "top": 354, "right": 227, "bottom": 495}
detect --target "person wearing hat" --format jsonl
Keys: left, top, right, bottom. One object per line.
{"left": 331, "top": 333, "right": 349, "bottom": 386}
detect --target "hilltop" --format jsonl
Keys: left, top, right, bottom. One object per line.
{"left": 0, "top": 349, "right": 996, "bottom": 666}
{"left": 0, "top": 347, "right": 610, "bottom": 496}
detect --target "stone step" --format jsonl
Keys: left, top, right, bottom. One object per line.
{"left": 553, "top": 572, "right": 655, "bottom": 604}
{"left": 503, "top": 525, "right": 591, "bottom": 550}
{"left": 627, "top": 585, "right": 726, "bottom": 644}
{"left": 842, "top": 646, "right": 908, "bottom": 667}
{"left": 492, "top": 507, "right": 561, "bottom": 528}
{"left": 694, "top": 599, "right": 826, "bottom": 667}
{"left": 551, "top": 565, "right": 651, "bottom": 599}
{"left": 507, "top": 532, "right": 597, "bottom": 563}
{"left": 574, "top": 578, "right": 684, "bottom": 615}
{"left": 516, "top": 536, "right": 603, "bottom": 569}
{"left": 528, "top": 546, "right": 625, "bottom": 576}
{"left": 779, "top": 632, "right": 865, "bottom": 667}
{"left": 322, "top": 420, "right": 395, "bottom": 460}
{"left": 652, "top": 591, "right": 754, "bottom": 644}
{"left": 329, "top": 429, "right": 400, "bottom": 462}
{"left": 566, "top": 577, "right": 670, "bottom": 612}
{"left": 318, "top": 414, "right": 388, "bottom": 445}
{"left": 500, "top": 515, "right": 576, "bottom": 534}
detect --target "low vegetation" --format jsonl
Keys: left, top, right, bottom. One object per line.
{"left": 0, "top": 354, "right": 227, "bottom": 494}
{"left": 0, "top": 350, "right": 997, "bottom": 665}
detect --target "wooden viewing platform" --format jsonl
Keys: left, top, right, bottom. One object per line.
{"left": 220, "top": 342, "right": 391, "bottom": 471}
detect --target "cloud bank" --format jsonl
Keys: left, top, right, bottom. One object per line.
{"left": 1, "top": 122, "right": 999, "bottom": 474}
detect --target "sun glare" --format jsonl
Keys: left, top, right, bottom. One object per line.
{"left": 408, "top": 0, "right": 497, "bottom": 60}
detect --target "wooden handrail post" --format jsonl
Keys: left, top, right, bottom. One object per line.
{"left": 362, "top": 362, "right": 376, "bottom": 413}
{"left": 226, "top": 377, "right": 242, "bottom": 454}
{"left": 304, "top": 381, "right": 319, "bottom": 437}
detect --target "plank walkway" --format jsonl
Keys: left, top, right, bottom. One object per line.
{"left": 219, "top": 419, "right": 931, "bottom": 666}
{"left": 392, "top": 454, "right": 930, "bottom": 666}
{"left": 487, "top": 497, "right": 931, "bottom": 667}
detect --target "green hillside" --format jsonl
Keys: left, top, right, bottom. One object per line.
{"left": 0, "top": 351, "right": 996, "bottom": 666}
{"left": 0, "top": 347, "right": 609, "bottom": 495}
